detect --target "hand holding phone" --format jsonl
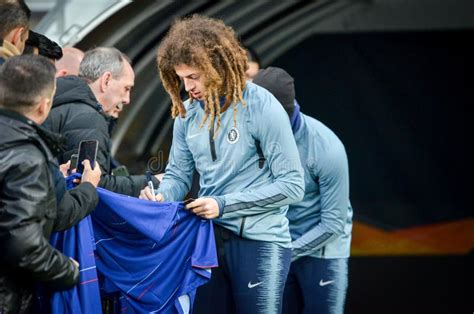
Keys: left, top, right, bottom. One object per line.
{"left": 81, "top": 160, "right": 102, "bottom": 187}
{"left": 77, "top": 140, "right": 99, "bottom": 174}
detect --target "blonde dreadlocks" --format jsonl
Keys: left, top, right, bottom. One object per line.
{"left": 156, "top": 15, "right": 248, "bottom": 135}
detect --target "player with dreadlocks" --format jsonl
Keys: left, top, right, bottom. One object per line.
{"left": 140, "top": 15, "right": 305, "bottom": 313}
{"left": 158, "top": 15, "right": 248, "bottom": 136}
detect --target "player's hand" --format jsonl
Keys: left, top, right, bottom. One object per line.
{"left": 139, "top": 186, "right": 164, "bottom": 202}
{"left": 185, "top": 198, "right": 219, "bottom": 219}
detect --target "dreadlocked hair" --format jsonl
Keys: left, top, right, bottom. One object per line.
{"left": 157, "top": 14, "right": 248, "bottom": 135}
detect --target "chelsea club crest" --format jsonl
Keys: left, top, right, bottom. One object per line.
{"left": 227, "top": 127, "right": 240, "bottom": 144}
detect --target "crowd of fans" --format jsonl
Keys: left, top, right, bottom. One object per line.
{"left": 1, "top": 1, "right": 352, "bottom": 313}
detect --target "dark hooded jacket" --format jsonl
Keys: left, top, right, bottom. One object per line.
{"left": 0, "top": 109, "right": 80, "bottom": 314}
{"left": 43, "top": 76, "right": 158, "bottom": 196}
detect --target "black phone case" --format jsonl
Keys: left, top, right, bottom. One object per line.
{"left": 77, "top": 140, "right": 99, "bottom": 173}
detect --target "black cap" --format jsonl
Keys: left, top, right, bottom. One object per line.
{"left": 253, "top": 66, "right": 295, "bottom": 117}
{"left": 25, "top": 31, "right": 63, "bottom": 60}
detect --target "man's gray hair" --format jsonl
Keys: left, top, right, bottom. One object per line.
{"left": 78, "top": 47, "right": 124, "bottom": 82}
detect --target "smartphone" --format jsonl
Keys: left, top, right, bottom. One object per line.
{"left": 112, "top": 165, "right": 129, "bottom": 176}
{"left": 76, "top": 140, "right": 99, "bottom": 174}
{"left": 68, "top": 154, "right": 78, "bottom": 175}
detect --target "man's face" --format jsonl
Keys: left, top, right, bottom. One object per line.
{"left": 102, "top": 60, "right": 135, "bottom": 118}
{"left": 174, "top": 64, "right": 205, "bottom": 100}
{"left": 37, "top": 83, "right": 56, "bottom": 124}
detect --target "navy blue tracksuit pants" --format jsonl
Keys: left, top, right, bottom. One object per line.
{"left": 283, "top": 256, "right": 349, "bottom": 314}
{"left": 194, "top": 224, "right": 292, "bottom": 314}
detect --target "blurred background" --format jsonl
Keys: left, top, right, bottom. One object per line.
{"left": 27, "top": 0, "right": 473, "bottom": 312}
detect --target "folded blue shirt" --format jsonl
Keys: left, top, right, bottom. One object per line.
{"left": 92, "top": 187, "right": 218, "bottom": 313}
{"left": 41, "top": 175, "right": 217, "bottom": 314}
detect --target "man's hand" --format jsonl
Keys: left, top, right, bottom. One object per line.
{"left": 59, "top": 161, "right": 71, "bottom": 178}
{"left": 139, "top": 186, "right": 164, "bottom": 202}
{"left": 81, "top": 160, "right": 102, "bottom": 187}
{"left": 186, "top": 198, "right": 219, "bottom": 219}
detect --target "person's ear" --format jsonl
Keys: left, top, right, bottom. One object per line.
{"left": 37, "top": 96, "right": 52, "bottom": 116}
{"left": 11, "top": 27, "right": 27, "bottom": 46}
{"left": 55, "top": 69, "right": 68, "bottom": 77}
{"left": 100, "top": 72, "right": 112, "bottom": 92}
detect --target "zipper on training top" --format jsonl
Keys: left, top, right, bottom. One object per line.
{"left": 209, "top": 122, "right": 217, "bottom": 161}
{"left": 239, "top": 217, "right": 246, "bottom": 237}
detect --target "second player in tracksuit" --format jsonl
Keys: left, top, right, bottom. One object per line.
{"left": 253, "top": 67, "right": 353, "bottom": 314}
{"left": 285, "top": 106, "right": 353, "bottom": 314}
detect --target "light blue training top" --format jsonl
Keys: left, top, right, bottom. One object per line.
{"left": 158, "top": 82, "right": 305, "bottom": 248}
{"left": 289, "top": 112, "right": 353, "bottom": 259}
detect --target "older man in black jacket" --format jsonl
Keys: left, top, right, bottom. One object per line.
{"left": 0, "top": 55, "right": 99, "bottom": 313}
{"left": 43, "top": 47, "right": 160, "bottom": 196}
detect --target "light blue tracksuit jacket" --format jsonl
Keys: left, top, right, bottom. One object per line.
{"left": 290, "top": 112, "right": 353, "bottom": 259}
{"left": 157, "top": 82, "right": 305, "bottom": 247}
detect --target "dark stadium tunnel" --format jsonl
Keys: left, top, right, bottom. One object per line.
{"left": 76, "top": 0, "right": 353, "bottom": 175}
{"left": 49, "top": 0, "right": 473, "bottom": 312}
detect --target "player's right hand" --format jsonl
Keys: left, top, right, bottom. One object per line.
{"left": 139, "top": 186, "right": 164, "bottom": 202}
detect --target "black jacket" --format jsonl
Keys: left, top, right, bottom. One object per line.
{"left": 43, "top": 76, "right": 157, "bottom": 196}
{"left": 0, "top": 109, "right": 80, "bottom": 313}
{"left": 50, "top": 165, "right": 98, "bottom": 231}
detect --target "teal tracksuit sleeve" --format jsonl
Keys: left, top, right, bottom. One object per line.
{"left": 292, "top": 140, "right": 350, "bottom": 259}
{"left": 215, "top": 94, "right": 305, "bottom": 219}
{"left": 157, "top": 117, "right": 195, "bottom": 201}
